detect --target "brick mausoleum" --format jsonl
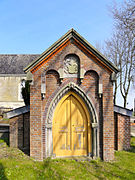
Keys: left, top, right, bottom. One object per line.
{"left": 6, "top": 29, "right": 132, "bottom": 161}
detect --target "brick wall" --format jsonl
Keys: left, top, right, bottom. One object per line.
{"left": 30, "top": 41, "right": 114, "bottom": 161}
{"left": 30, "top": 70, "right": 42, "bottom": 160}
{"left": 114, "top": 112, "right": 130, "bottom": 151}
{"left": 10, "top": 112, "right": 30, "bottom": 154}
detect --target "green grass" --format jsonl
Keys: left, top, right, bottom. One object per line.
{"left": 0, "top": 138, "right": 9, "bottom": 145}
{"left": 0, "top": 137, "right": 135, "bottom": 180}
{"left": 0, "top": 139, "right": 5, "bottom": 143}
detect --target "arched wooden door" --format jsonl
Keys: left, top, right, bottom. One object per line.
{"left": 52, "top": 91, "right": 91, "bottom": 157}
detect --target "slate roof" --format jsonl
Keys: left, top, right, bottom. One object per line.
{"left": 0, "top": 54, "right": 39, "bottom": 74}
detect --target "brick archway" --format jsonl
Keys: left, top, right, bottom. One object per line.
{"left": 45, "top": 82, "right": 99, "bottom": 158}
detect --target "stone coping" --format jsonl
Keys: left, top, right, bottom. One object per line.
{"left": 114, "top": 105, "right": 133, "bottom": 117}
{"left": 5, "top": 105, "right": 30, "bottom": 119}
{"left": 3, "top": 104, "right": 133, "bottom": 119}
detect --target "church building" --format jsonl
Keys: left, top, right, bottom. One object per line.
{"left": 4, "top": 29, "right": 132, "bottom": 161}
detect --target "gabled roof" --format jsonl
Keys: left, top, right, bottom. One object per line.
{"left": 24, "top": 29, "right": 119, "bottom": 73}
{"left": 0, "top": 54, "right": 39, "bottom": 74}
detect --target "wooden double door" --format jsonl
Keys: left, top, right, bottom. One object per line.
{"left": 52, "top": 92, "right": 91, "bottom": 157}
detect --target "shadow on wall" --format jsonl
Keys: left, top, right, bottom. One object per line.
{"left": 0, "top": 163, "right": 8, "bottom": 180}
{"left": 17, "top": 113, "right": 30, "bottom": 156}
{"left": 10, "top": 112, "right": 30, "bottom": 156}
{"left": 0, "top": 133, "right": 9, "bottom": 146}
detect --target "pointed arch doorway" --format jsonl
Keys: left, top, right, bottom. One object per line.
{"left": 52, "top": 91, "right": 91, "bottom": 157}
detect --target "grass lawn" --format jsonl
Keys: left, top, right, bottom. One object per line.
{"left": 0, "top": 137, "right": 135, "bottom": 180}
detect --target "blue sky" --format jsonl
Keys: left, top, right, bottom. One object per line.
{"left": 0, "top": 0, "right": 134, "bottom": 108}
{"left": 0, "top": 0, "right": 123, "bottom": 54}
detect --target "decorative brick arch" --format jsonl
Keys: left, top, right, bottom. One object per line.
{"left": 45, "top": 82, "right": 99, "bottom": 158}
{"left": 46, "top": 82, "right": 98, "bottom": 124}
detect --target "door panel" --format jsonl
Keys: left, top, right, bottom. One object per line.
{"left": 53, "top": 92, "right": 90, "bottom": 157}
{"left": 71, "top": 95, "right": 87, "bottom": 154}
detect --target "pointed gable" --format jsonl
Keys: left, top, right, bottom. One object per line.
{"left": 24, "top": 29, "right": 118, "bottom": 74}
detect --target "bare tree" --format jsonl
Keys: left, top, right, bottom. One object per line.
{"left": 104, "top": 0, "right": 135, "bottom": 107}
{"left": 112, "top": 0, "right": 135, "bottom": 36}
